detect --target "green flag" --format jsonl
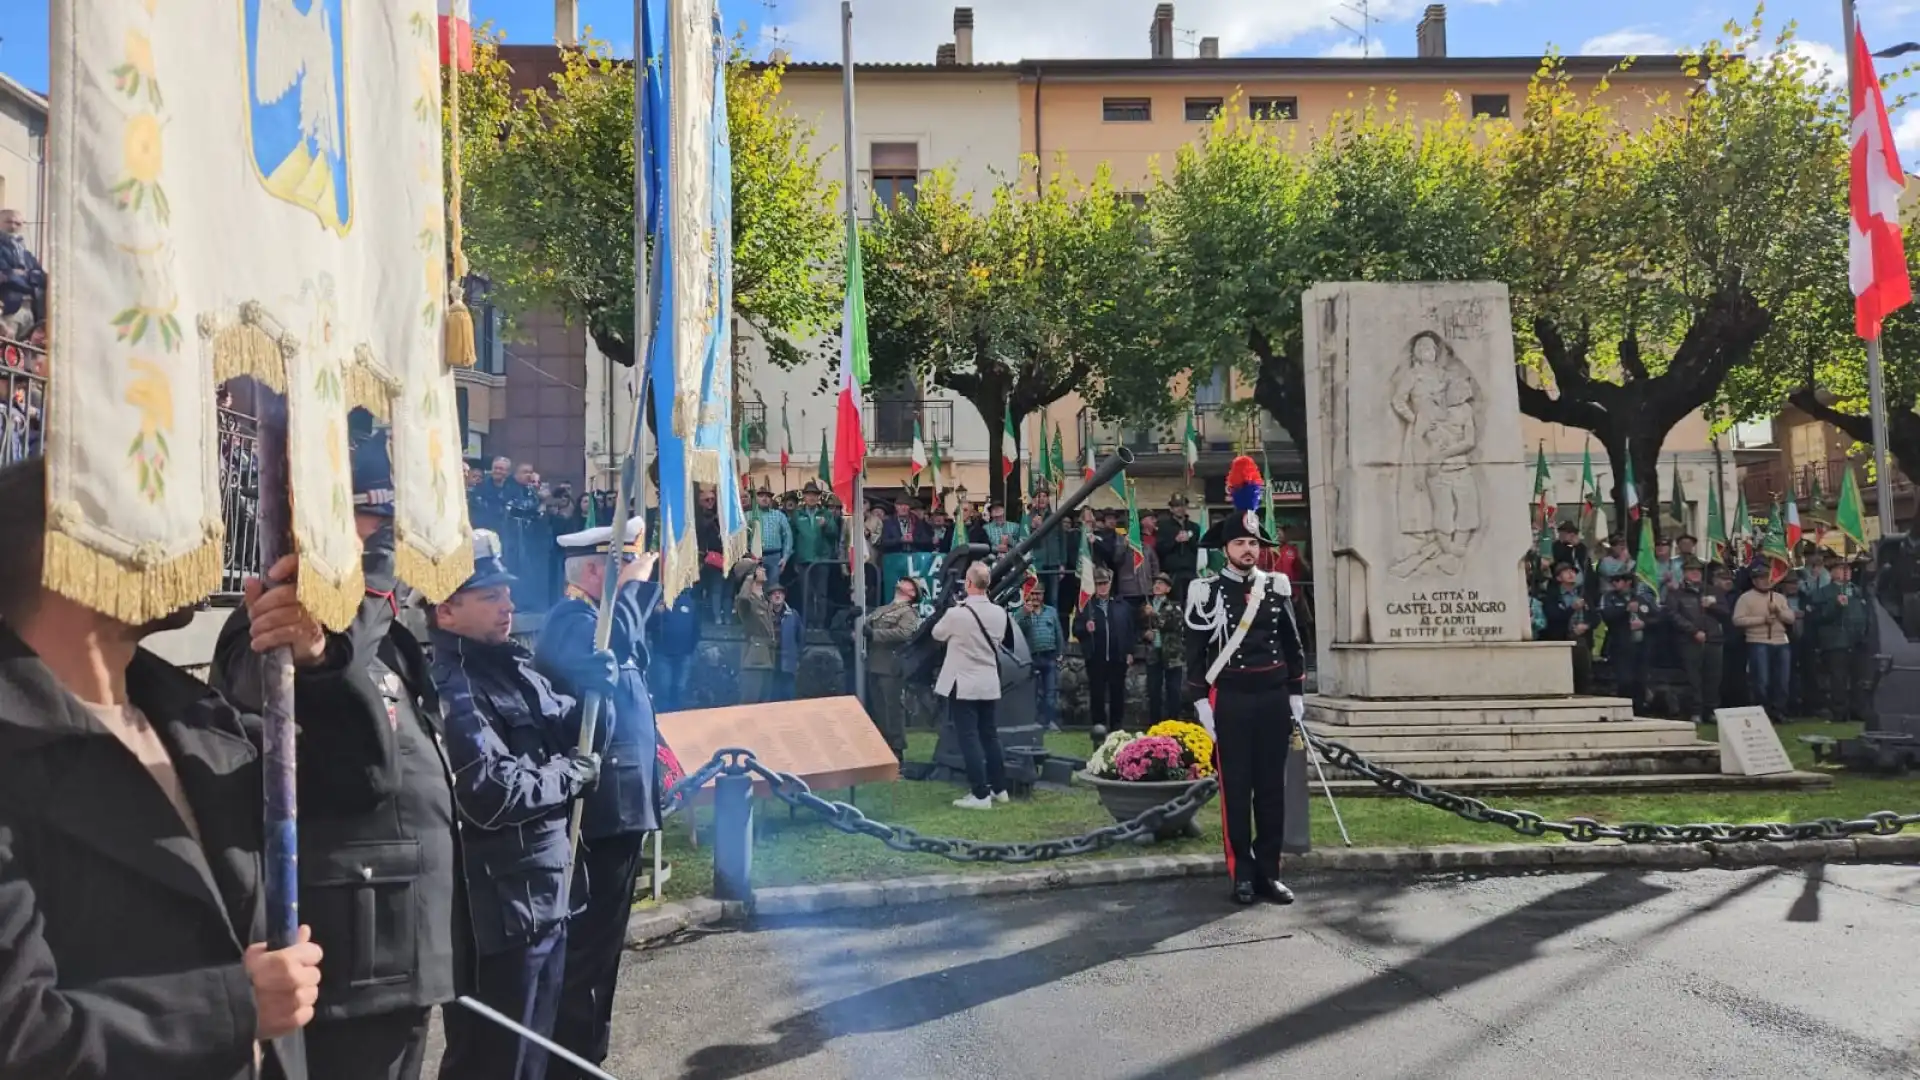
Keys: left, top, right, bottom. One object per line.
{"left": 1809, "top": 468, "right": 1827, "bottom": 515}
{"left": 1036, "top": 415, "right": 1053, "bottom": 491}
{"left": 1735, "top": 490, "right": 1752, "bottom": 558}
{"left": 1050, "top": 424, "right": 1067, "bottom": 495}
{"left": 818, "top": 427, "right": 831, "bottom": 487}
{"left": 1624, "top": 455, "right": 1640, "bottom": 521}
{"left": 928, "top": 436, "right": 943, "bottom": 498}
{"left": 1262, "top": 445, "right": 1280, "bottom": 544}
{"left": 1762, "top": 501, "right": 1792, "bottom": 582}
{"left": 1668, "top": 457, "right": 1686, "bottom": 527}
{"left": 1836, "top": 466, "right": 1867, "bottom": 548}
{"left": 1580, "top": 442, "right": 1597, "bottom": 515}
{"left": 950, "top": 489, "right": 967, "bottom": 554}
{"left": 1635, "top": 515, "right": 1660, "bottom": 591}
{"left": 1532, "top": 443, "right": 1552, "bottom": 531}
{"left": 1125, "top": 479, "right": 1145, "bottom": 570}
{"left": 1183, "top": 410, "right": 1200, "bottom": 482}
{"left": 1706, "top": 480, "right": 1727, "bottom": 558}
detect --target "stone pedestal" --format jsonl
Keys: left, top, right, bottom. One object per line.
{"left": 1301, "top": 282, "right": 1722, "bottom": 786}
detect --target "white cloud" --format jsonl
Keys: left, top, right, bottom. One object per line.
{"left": 764, "top": 0, "right": 1497, "bottom": 64}
{"left": 1783, "top": 40, "right": 1845, "bottom": 87}
{"left": 1578, "top": 29, "right": 1678, "bottom": 57}
{"left": 1895, "top": 109, "right": 1920, "bottom": 156}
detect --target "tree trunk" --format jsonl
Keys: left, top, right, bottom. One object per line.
{"left": 1248, "top": 326, "right": 1310, "bottom": 473}
{"left": 1602, "top": 433, "right": 1665, "bottom": 552}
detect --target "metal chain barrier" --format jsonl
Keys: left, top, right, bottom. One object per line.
{"left": 658, "top": 747, "right": 1219, "bottom": 863}
{"left": 1304, "top": 730, "right": 1920, "bottom": 844}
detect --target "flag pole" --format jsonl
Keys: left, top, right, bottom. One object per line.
{"left": 842, "top": 0, "right": 870, "bottom": 704}
{"left": 1847, "top": 0, "right": 1900, "bottom": 540}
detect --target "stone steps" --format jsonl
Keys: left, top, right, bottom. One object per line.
{"left": 1309, "top": 696, "right": 1639, "bottom": 726}
{"left": 1310, "top": 718, "right": 1703, "bottom": 754}
{"left": 1316, "top": 742, "right": 1722, "bottom": 780}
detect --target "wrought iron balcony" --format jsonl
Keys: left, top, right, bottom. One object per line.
{"left": 865, "top": 397, "right": 953, "bottom": 455}
{"left": 1076, "top": 402, "right": 1295, "bottom": 469}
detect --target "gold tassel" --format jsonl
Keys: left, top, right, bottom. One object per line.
{"left": 210, "top": 319, "right": 288, "bottom": 391}
{"left": 41, "top": 529, "right": 222, "bottom": 629}
{"left": 344, "top": 356, "right": 399, "bottom": 423}
{"left": 442, "top": 45, "right": 476, "bottom": 369}
{"left": 662, "top": 529, "right": 701, "bottom": 610}
{"left": 395, "top": 540, "right": 477, "bottom": 606}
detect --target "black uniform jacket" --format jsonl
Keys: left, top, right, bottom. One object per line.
{"left": 210, "top": 538, "right": 458, "bottom": 1023}
{"left": 1183, "top": 568, "right": 1307, "bottom": 700}
{"left": 0, "top": 621, "right": 377, "bottom": 1080}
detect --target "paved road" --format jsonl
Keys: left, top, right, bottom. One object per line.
{"left": 448, "top": 864, "right": 1920, "bottom": 1079}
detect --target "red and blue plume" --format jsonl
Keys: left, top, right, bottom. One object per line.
{"left": 1227, "top": 455, "right": 1264, "bottom": 514}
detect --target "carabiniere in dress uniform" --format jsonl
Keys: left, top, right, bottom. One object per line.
{"left": 1184, "top": 455, "right": 1308, "bottom": 907}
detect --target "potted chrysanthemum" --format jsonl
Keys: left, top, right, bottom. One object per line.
{"left": 1077, "top": 721, "right": 1218, "bottom": 841}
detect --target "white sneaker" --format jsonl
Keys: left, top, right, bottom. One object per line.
{"left": 992, "top": 789, "right": 1010, "bottom": 804}
{"left": 952, "top": 793, "right": 995, "bottom": 810}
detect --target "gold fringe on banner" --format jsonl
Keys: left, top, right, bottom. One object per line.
{"left": 345, "top": 348, "right": 400, "bottom": 422}
{"left": 297, "top": 560, "right": 366, "bottom": 634}
{"left": 661, "top": 528, "right": 700, "bottom": 610}
{"left": 687, "top": 449, "right": 721, "bottom": 486}
{"left": 205, "top": 307, "right": 291, "bottom": 390}
{"left": 442, "top": 50, "right": 476, "bottom": 369}
{"left": 395, "top": 541, "right": 476, "bottom": 607}
{"left": 41, "top": 526, "right": 222, "bottom": 629}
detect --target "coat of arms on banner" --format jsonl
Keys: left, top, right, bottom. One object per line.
{"left": 245, "top": 0, "right": 354, "bottom": 234}
{"left": 45, "top": 0, "right": 471, "bottom": 628}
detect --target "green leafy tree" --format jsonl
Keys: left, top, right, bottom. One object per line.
{"left": 1506, "top": 19, "right": 1846, "bottom": 536}
{"left": 861, "top": 164, "right": 1157, "bottom": 508}
{"left": 1144, "top": 97, "right": 1504, "bottom": 460}
{"left": 456, "top": 42, "right": 841, "bottom": 368}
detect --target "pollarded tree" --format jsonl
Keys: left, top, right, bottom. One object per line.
{"left": 457, "top": 42, "right": 842, "bottom": 368}
{"left": 1504, "top": 18, "right": 1848, "bottom": 536}
{"left": 1145, "top": 97, "right": 1506, "bottom": 459}
{"left": 860, "top": 163, "right": 1159, "bottom": 509}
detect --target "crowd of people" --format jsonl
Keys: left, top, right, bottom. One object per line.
{"left": 1530, "top": 520, "right": 1878, "bottom": 726}
{"left": 0, "top": 208, "right": 47, "bottom": 467}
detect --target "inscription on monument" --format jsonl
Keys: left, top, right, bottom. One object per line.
{"left": 1381, "top": 587, "right": 1518, "bottom": 641}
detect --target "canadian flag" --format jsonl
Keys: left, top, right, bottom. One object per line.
{"left": 1850, "top": 25, "right": 1911, "bottom": 340}
{"left": 439, "top": 0, "right": 474, "bottom": 72}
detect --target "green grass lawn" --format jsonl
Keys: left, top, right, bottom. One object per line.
{"left": 640, "top": 723, "right": 1920, "bottom": 903}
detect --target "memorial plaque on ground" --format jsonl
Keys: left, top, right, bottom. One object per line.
{"left": 1713, "top": 707, "right": 1795, "bottom": 776}
{"left": 1303, "top": 283, "right": 1532, "bottom": 650}
{"left": 658, "top": 696, "right": 900, "bottom": 799}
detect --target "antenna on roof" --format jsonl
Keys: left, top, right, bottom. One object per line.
{"left": 760, "top": 0, "right": 791, "bottom": 52}
{"left": 1175, "top": 27, "right": 1200, "bottom": 57}
{"left": 1330, "top": 0, "right": 1380, "bottom": 58}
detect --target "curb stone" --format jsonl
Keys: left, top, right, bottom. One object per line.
{"left": 625, "top": 897, "right": 746, "bottom": 946}
{"left": 720, "top": 839, "right": 1920, "bottom": 922}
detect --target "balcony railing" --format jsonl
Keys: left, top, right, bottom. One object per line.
{"left": 739, "top": 401, "right": 768, "bottom": 453}
{"left": 865, "top": 397, "right": 953, "bottom": 454}
{"left": 1077, "top": 402, "right": 1294, "bottom": 463}
{"left": 2, "top": 345, "right": 46, "bottom": 468}
{"left": 1743, "top": 456, "right": 1911, "bottom": 512}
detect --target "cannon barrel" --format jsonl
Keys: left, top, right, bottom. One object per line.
{"left": 897, "top": 449, "right": 1134, "bottom": 684}
{"left": 987, "top": 448, "right": 1134, "bottom": 596}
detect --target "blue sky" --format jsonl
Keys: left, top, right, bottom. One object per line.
{"left": 7, "top": 1, "right": 1920, "bottom": 140}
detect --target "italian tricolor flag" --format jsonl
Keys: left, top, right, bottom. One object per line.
{"left": 1001, "top": 405, "right": 1018, "bottom": 480}
{"left": 910, "top": 419, "right": 927, "bottom": 477}
{"left": 833, "top": 222, "right": 870, "bottom": 508}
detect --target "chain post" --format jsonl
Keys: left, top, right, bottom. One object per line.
{"left": 711, "top": 771, "right": 755, "bottom": 903}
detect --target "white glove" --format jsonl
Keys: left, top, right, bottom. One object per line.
{"left": 1289, "top": 695, "right": 1306, "bottom": 725}
{"left": 1192, "top": 699, "right": 1216, "bottom": 737}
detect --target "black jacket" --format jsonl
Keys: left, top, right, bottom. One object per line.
{"left": 429, "top": 628, "right": 589, "bottom": 957}
{"left": 1154, "top": 512, "right": 1200, "bottom": 579}
{"left": 535, "top": 582, "right": 662, "bottom": 839}
{"left": 0, "top": 623, "right": 379, "bottom": 1080}
{"left": 878, "top": 515, "right": 934, "bottom": 554}
{"left": 1183, "top": 568, "right": 1307, "bottom": 698}
{"left": 1074, "top": 595, "right": 1138, "bottom": 665}
{"left": 209, "top": 537, "right": 458, "bottom": 1023}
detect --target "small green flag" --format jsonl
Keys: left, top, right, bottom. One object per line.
{"left": 1735, "top": 490, "right": 1752, "bottom": 558}
{"left": 1262, "top": 445, "right": 1280, "bottom": 544}
{"left": 928, "top": 437, "right": 943, "bottom": 498}
{"left": 1624, "top": 455, "right": 1640, "bottom": 521}
{"left": 1809, "top": 468, "right": 1827, "bottom": 515}
{"left": 1050, "top": 425, "right": 1067, "bottom": 495}
{"left": 1532, "top": 443, "right": 1552, "bottom": 531}
{"left": 1836, "top": 466, "right": 1867, "bottom": 548}
{"left": 951, "top": 490, "right": 967, "bottom": 554}
{"left": 1635, "top": 515, "right": 1660, "bottom": 592}
{"left": 1125, "top": 479, "right": 1145, "bottom": 570}
{"left": 1580, "top": 442, "right": 1597, "bottom": 515}
{"left": 1707, "top": 480, "right": 1727, "bottom": 557}
{"left": 818, "top": 428, "right": 831, "bottom": 486}
{"left": 1763, "top": 501, "right": 1792, "bottom": 582}
{"left": 1668, "top": 457, "right": 1686, "bottom": 527}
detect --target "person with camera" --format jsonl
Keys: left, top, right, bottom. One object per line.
{"left": 931, "top": 562, "right": 1011, "bottom": 811}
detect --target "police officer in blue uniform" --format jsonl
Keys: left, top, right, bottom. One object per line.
{"left": 536, "top": 517, "right": 662, "bottom": 1079}
{"left": 210, "top": 433, "right": 457, "bottom": 1080}
{"left": 431, "top": 531, "right": 616, "bottom": 1080}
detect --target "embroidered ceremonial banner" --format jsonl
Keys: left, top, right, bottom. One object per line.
{"left": 46, "top": 1, "right": 472, "bottom": 628}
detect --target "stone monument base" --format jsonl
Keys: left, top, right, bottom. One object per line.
{"left": 1323, "top": 640, "right": 1573, "bottom": 699}
{"left": 1306, "top": 695, "right": 1722, "bottom": 780}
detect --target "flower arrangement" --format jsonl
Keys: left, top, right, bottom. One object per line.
{"left": 1146, "top": 720, "right": 1215, "bottom": 778}
{"left": 1088, "top": 730, "right": 1139, "bottom": 778}
{"left": 1113, "top": 737, "right": 1190, "bottom": 782}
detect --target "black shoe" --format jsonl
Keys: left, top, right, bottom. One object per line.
{"left": 1230, "top": 880, "right": 1256, "bottom": 905}
{"left": 1255, "top": 878, "right": 1295, "bottom": 905}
